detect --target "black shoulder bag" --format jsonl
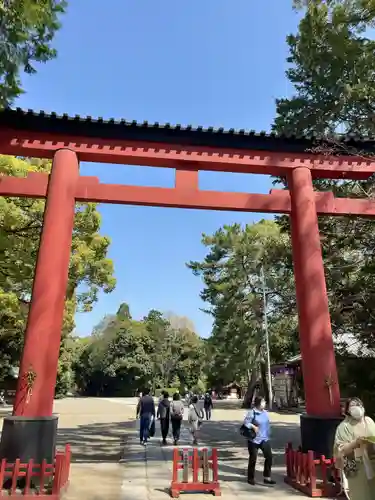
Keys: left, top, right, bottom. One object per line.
{"left": 240, "top": 410, "right": 258, "bottom": 440}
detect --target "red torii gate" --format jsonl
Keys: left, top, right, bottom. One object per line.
{"left": 1, "top": 108, "right": 375, "bottom": 459}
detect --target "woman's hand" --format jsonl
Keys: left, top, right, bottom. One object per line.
{"left": 251, "top": 425, "right": 259, "bottom": 433}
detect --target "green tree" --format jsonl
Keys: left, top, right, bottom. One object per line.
{"left": 293, "top": 1, "right": 375, "bottom": 27}
{"left": 164, "top": 312, "right": 196, "bottom": 332}
{"left": 275, "top": 1, "right": 375, "bottom": 136}
{"left": 0, "top": 0, "right": 67, "bottom": 107}
{"left": 92, "top": 314, "right": 117, "bottom": 338}
{"left": 74, "top": 305, "right": 206, "bottom": 396}
{"left": 273, "top": 0, "right": 375, "bottom": 409}
{"left": 172, "top": 327, "right": 205, "bottom": 390}
{"left": 117, "top": 303, "right": 132, "bottom": 321}
{"left": 273, "top": 0, "right": 375, "bottom": 347}
{"left": 103, "top": 326, "right": 155, "bottom": 396}
{"left": 143, "top": 310, "right": 205, "bottom": 390}
{"left": 0, "top": 156, "right": 116, "bottom": 391}
{"left": 187, "top": 220, "right": 297, "bottom": 405}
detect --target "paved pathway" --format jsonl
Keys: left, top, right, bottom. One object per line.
{"left": 117, "top": 399, "right": 305, "bottom": 499}
{"left": 1, "top": 398, "right": 309, "bottom": 499}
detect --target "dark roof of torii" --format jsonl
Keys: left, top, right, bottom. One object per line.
{"left": 1, "top": 107, "right": 375, "bottom": 155}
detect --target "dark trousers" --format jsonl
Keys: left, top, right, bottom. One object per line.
{"left": 247, "top": 440, "right": 273, "bottom": 481}
{"left": 160, "top": 418, "right": 170, "bottom": 440}
{"left": 204, "top": 407, "right": 212, "bottom": 420}
{"left": 140, "top": 414, "right": 151, "bottom": 442}
{"left": 171, "top": 417, "right": 182, "bottom": 440}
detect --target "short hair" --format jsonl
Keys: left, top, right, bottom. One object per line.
{"left": 173, "top": 392, "right": 180, "bottom": 401}
{"left": 143, "top": 387, "right": 150, "bottom": 395}
{"left": 254, "top": 396, "right": 265, "bottom": 407}
{"left": 163, "top": 391, "right": 169, "bottom": 398}
{"left": 344, "top": 397, "right": 363, "bottom": 415}
{"left": 191, "top": 395, "right": 198, "bottom": 404}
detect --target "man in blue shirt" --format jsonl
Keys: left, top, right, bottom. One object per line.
{"left": 244, "top": 396, "right": 276, "bottom": 486}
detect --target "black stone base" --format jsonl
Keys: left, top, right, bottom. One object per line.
{"left": 0, "top": 415, "right": 58, "bottom": 463}
{"left": 300, "top": 413, "right": 343, "bottom": 459}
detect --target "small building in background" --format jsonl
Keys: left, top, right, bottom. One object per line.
{"left": 271, "top": 357, "right": 300, "bottom": 409}
{"left": 213, "top": 382, "right": 242, "bottom": 399}
{"left": 271, "top": 334, "right": 375, "bottom": 411}
{"left": 222, "top": 382, "right": 242, "bottom": 399}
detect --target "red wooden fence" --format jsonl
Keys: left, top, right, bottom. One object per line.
{"left": 0, "top": 444, "right": 71, "bottom": 498}
{"left": 170, "top": 447, "right": 221, "bottom": 498}
{"left": 284, "top": 443, "right": 343, "bottom": 497}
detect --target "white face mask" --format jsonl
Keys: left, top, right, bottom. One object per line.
{"left": 259, "top": 401, "right": 266, "bottom": 410}
{"left": 349, "top": 406, "right": 364, "bottom": 420}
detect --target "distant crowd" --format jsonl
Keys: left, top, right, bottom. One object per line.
{"left": 136, "top": 388, "right": 277, "bottom": 488}
{"left": 136, "top": 388, "right": 214, "bottom": 446}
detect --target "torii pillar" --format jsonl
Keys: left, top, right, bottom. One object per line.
{"left": 0, "top": 149, "right": 79, "bottom": 463}
{"left": 289, "top": 167, "right": 342, "bottom": 457}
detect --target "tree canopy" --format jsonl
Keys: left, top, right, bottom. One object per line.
{"left": 187, "top": 220, "right": 299, "bottom": 403}
{"left": 273, "top": 0, "right": 375, "bottom": 408}
{"left": 0, "top": 156, "right": 115, "bottom": 394}
{"left": 273, "top": 0, "right": 375, "bottom": 351}
{"left": 74, "top": 304, "right": 206, "bottom": 397}
{"left": 0, "top": 0, "right": 66, "bottom": 107}
{"left": 185, "top": 0, "right": 375, "bottom": 408}
{"left": 275, "top": 0, "right": 375, "bottom": 136}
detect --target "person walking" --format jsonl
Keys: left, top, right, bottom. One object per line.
{"left": 188, "top": 395, "right": 204, "bottom": 445}
{"left": 170, "top": 392, "right": 184, "bottom": 445}
{"left": 203, "top": 392, "right": 213, "bottom": 420}
{"left": 333, "top": 397, "right": 375, "bottom": 500}
{"left": 136, "top": 387, "right": 155, "bottom": 446}
{"left": 157, "top": 391, "right": 171, "bottom": 445}
{"left": 244, "top": 396, "right": 275, "bottom": 486}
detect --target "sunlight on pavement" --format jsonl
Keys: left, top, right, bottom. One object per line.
{"left": 49, "top": 397, "right": 308, "bottom": 499}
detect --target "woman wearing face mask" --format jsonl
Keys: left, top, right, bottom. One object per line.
{"left": 334, "top": 397, "right": 375, "bottom": 500}
{"left": 244, "top": 396, "right": 275, "bottom": 486}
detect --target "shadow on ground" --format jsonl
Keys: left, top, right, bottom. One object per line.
{"left": 55, "top": 412, "right": 301, "bottom": 471}
{"left": 54, "top": 414, "right": 304, "bottom": 497}
{"left": 56, "top": 420, "right": 136, "bottom": 463}
{"left": 197, "top": 419, "right": 300, "bottom": 483}
{"left": 210, "top": 400, "right": 244, "bottom": 410}
{"left": 200, "top": 419, "right": 300, "bottom": 453}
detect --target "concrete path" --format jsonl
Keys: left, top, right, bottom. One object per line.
{"left": 1, "top": 398, "right": 310, "bottom": 499}
{"left": 55, "top": 398, "right": 135, "bottom": 500}
{"left": 118, "top": 399, "right": 306, "bottom": 499}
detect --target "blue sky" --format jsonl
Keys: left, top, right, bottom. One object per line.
{"left": 17, "top": 0, "right": 300, "bottom": 337}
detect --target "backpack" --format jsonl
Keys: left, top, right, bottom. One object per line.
{"left": 158, "top": 400, "right": 169, "bottom": 419}
{"left": 171, "top": 401, "right": 183, "bottom": 419}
